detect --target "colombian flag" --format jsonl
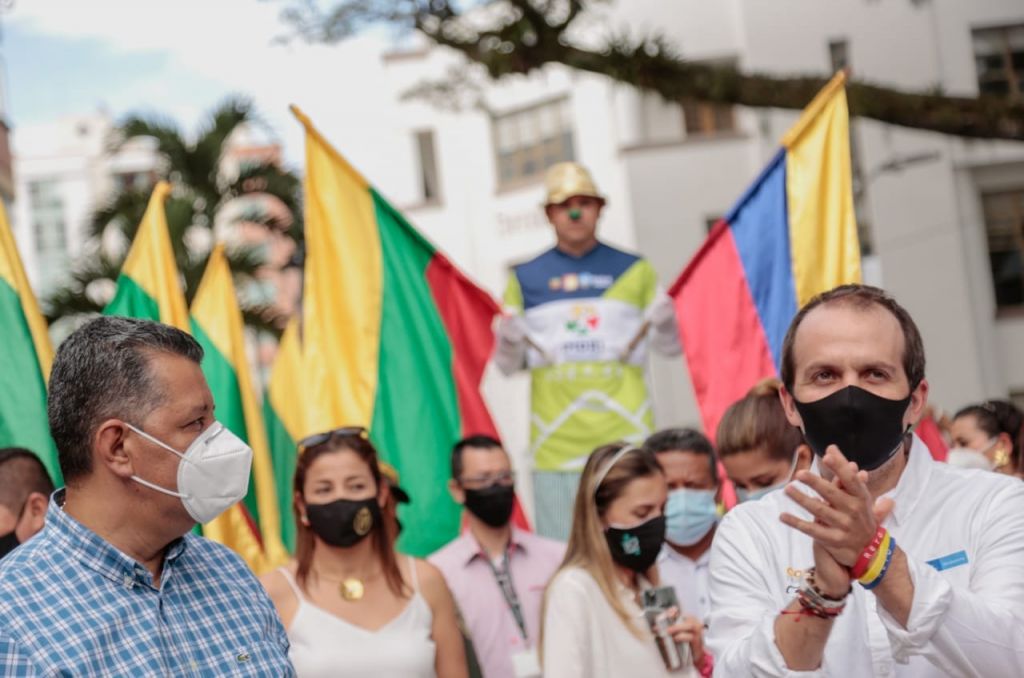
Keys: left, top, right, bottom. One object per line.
{"left": 0, "top": 201, "right": 60, "bottom": 483}
{"left": 671, "top": 71, "right": 861, "bottom": 438}
{"left": 293, "top": 105, "right": 500, "bottom": 556}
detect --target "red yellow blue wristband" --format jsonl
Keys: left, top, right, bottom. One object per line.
{"left": 850, "top": 525, "right": 887, "bottom": 580}
{"left": 857, "top": 530, "right": 891, "bottom": 585}
{"left": 860, "top": 533, "right": 896, "bottom": 590}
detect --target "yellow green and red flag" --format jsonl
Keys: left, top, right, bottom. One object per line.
{"left": 263, "top": 317, "right": 305, "bottom": 552}
{"left": 104, "top": 181, "right": 189, "bottom": 329}
{"left": 0, "top": 200, "right": 61, "bottom": 483}
{"left": 190, "top": 244, "right": 288, "bottom": 572}
{"left": 293, "top": 105, "right": 501, "bottom": 556}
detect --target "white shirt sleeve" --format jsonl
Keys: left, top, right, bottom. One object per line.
{"left": 707, "top": 511, "right": 823, "bottom": 677}
{"left": 876, "top": 480, "right": 1024, "bottom": 675}
{"left": 541, "top": 572, "right": 594, "bottom": 678}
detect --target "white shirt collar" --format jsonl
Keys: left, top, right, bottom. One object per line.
{"left": 658, "top": 542, "right": 712, "bottom": 567}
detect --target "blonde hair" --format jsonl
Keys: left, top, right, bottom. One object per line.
{"left": 540, "top": 443, "right": 664, "bottom": 658}
{"left": 716, "top": 378, "right": 804, "bottom": 461}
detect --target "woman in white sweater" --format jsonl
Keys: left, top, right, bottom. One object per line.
{"left": 540, "top": 443, "right": 712, "bottom": 677}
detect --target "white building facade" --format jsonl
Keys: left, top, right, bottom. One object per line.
{"left": 317, "top": 1, "right": 1024, "bottom": 480}
{"left": 11, "top": 112, "right": 159, "bottom": 296}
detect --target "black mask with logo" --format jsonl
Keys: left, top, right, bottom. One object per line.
{"left": 604, "top": 515, "right": 666, "bottom": 573}
{"left": 794, "top": 385, "right": 912, "bottom": 471}
{"left": 305, "top": 497, "right": 381, "bottom": 548}
{"left": 463, "top": 483, "right": 515, "bottom": 528}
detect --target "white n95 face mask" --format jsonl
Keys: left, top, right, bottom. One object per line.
{"left": 946, "top": 441, "right": 998, "bottom": 471}
{"left": 126, "top": 421, "right": 253, "bottom": 525}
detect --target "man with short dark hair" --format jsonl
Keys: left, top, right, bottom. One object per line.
{"left": 0, "top": 316, "right": 293, "bottom": 675}
{"left": 707, "top": 284, "right": 1024, "bottom": 675}
{"left": 430, "top": 435, "right": 564, "bottom": 678}
{"left": 644, "top": 428, "right": 720, "bottom": 625}
{"left": 0, "top": 448, "right": 54, "bottom": 560}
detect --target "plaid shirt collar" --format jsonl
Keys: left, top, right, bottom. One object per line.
{"left": 47, "top": 489, "right": 188, "bottom": 589}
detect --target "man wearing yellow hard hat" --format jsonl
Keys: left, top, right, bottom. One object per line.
{"left": 494, "top": 162, "right": 681, "bottom": 540}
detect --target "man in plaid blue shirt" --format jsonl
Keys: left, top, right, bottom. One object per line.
{"left": 0, "top": 317, "right": 294, "bottom": 676}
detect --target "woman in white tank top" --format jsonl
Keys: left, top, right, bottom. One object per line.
{"left": 260, "top": 428, "right": 467, "bottom": 677}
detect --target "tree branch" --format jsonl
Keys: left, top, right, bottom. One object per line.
{"left": 275, "top": 0, "right": 1024, "bottom": 140}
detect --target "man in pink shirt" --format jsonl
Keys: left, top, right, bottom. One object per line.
{"left": 430, "top": 435, "right": 565, "bottom": 678}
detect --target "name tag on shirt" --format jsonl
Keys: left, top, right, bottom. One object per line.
{"left": 926, "top": 550, "right": 969, "bottom": 571}
{"left": 511, "top": 649, "right": 542, "bottom": 678}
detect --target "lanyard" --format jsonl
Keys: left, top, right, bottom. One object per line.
{"left": 484, "top": 546, "right": 529, "bottom": 641}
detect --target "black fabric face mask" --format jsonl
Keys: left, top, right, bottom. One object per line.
{"left": 0, "top": 531, "right": 19, "bottom": 560}
{"left": 463, "top": 484, "right": 515, "bottom": 528}
{"left": 305, "top": 497, "right": 381, "bottom": 548}
{"left": 794, "top": 385, "right": 912, "bottom": 471}
{"left": 604, "top": 515, "right": 666, "bottom": 573}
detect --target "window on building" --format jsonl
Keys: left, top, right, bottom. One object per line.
{"left": 29, "top": 180, "right": 66, "bottom": 252}
{"left": 981, "top": 189, "right": 1024, "bottom": 309}
{"left": 493, "top": 98, "right": 574, "bottom": 189}
{"left": 27, "top": 179, "right": 68, "bottom": 288}
{"left": 682, "top": 100, "right": 736, "bottom": 137}
{"left": 415, "top": 130, "right": 441, "bottom": 203}
{"left": 972, "top": 24, "right": 1024, "bottom": 99}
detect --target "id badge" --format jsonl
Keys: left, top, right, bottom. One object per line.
{"left": 511, "top": 648, "right": 541, "bottom": 678}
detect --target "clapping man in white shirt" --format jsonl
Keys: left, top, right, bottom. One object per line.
{"left": 707, "top": 284, "right": 1024, "bottom": 676}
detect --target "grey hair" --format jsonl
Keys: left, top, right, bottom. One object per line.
{"left": 47, "top": 316, "right": 203, "bottom": 483}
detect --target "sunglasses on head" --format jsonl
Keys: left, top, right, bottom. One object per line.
{"left": 297, "top": 426, "right": 368, "bottom": 454}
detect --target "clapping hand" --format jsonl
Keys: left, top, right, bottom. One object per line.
{"left": 780, "top": 445, "right": 895, "bottom": 595}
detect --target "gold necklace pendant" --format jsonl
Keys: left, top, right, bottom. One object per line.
{"left": 340, "top": 577, "right": 365, "bottom": 601}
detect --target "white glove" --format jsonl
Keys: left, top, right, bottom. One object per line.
{"left": 493, "top": 314, "right": 529, "bottom": 375}
{"left": 646, "top": 293, "right": 682, "bottom": 357}
{"left": 647, "top": 294, "right": 677, "bottom": 330}
{"left": 496, "top": 314, "right": 528, "bottom": 345}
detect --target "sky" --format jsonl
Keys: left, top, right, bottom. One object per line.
{"left": 4, "top": 0, "right": 404, "bottom": 169}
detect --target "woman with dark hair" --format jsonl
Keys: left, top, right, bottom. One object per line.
{"left": 716, "top": 379, "right": 813, "bottom": 502}
{"left": 950, "top": 400, "right": 1024, "bottom": 477}
{"left": 540, "top": 443, "right": 710, "bottom": 677}
{"left": 260, "top": 428, "right": 467, "bottom": 677}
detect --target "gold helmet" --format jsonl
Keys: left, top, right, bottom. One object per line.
{"left": 543, "top": 162, "right": 606, "bottom": 207}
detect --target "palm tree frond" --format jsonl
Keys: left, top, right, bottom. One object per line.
{"left": 51, "top": 97, "right": 303, "bottom": 336}
{"left": 89, "top": 189, "right": 151, "bottom": 240}
{"left": 42, "top": 250, "right": 124, "bottom": 323}
{"left": 194, "top": 97, "right": 255, "bottom": 182}
{"left": 113, "top": 115, "right": 189, "bottom": 172}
